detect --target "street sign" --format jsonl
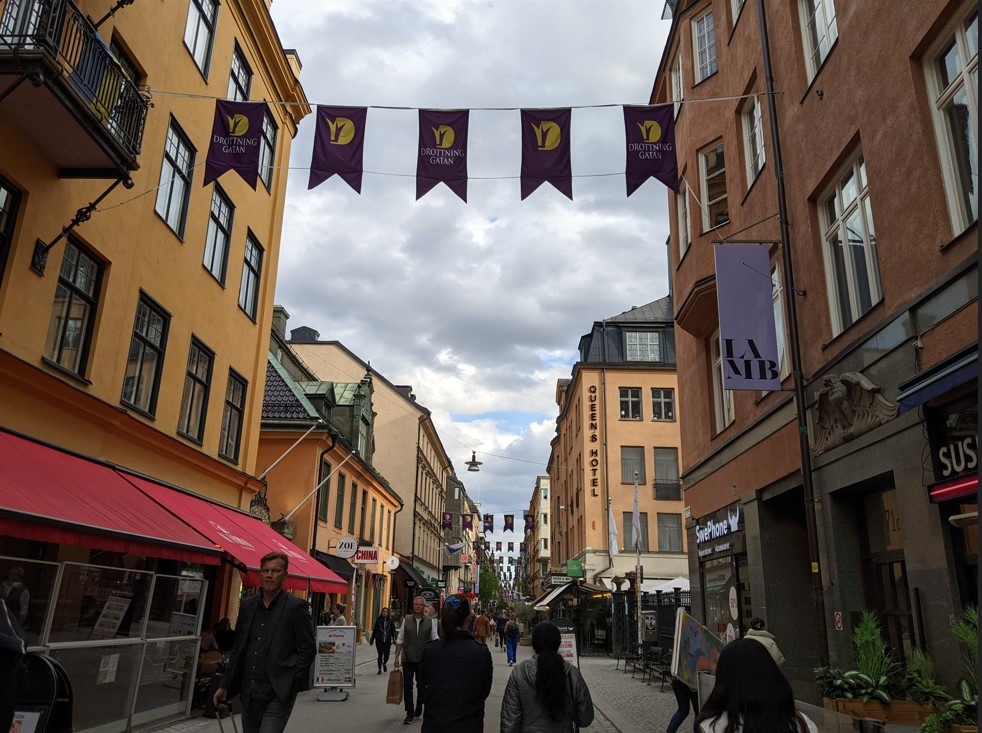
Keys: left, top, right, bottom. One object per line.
{"left": 335, "top": 536, "right": 358, "bottom": 559}
{"left": 354, "top": 546, "right": 380, "bottom": 564}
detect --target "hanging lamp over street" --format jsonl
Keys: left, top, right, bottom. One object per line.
{"left": 466, "top": 451, "right": 483, "bottom": 472}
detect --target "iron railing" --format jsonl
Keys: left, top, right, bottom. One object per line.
{"left": 0, "top": 0, "right": 148, "bottom": 159}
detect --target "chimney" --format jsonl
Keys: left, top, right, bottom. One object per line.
{"left": 271, "top": 305, "right": 290, "bottom": 337}
{"left": 289, "top": 326, "right": 320, "bottom": 343}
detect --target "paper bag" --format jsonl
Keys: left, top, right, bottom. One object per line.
{"left": 386, "top": 668, "right": 403, "bottom": 705}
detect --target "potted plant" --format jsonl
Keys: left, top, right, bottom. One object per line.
{"left": 921, "top": 606, "right": 978, "bottom": 733}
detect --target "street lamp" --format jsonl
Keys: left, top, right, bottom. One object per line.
{"left": 465, "top": 451, "right": 482, "bottom": 472}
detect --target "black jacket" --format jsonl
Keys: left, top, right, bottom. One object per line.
{"left": 419, "top": 631, "right": 493, "bottom": 733}
{"left": 370, "top": 616, "right": 396, "bottom": 646}
{"left": 220, "top": 591, "right": 316, "bottom": 703}
{"left": 500, "top": 655, "right": 594, "bottom": 733}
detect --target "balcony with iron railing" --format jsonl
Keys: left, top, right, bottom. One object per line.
{"left": 0, "top": 0, "right": 149, "bottom": 176}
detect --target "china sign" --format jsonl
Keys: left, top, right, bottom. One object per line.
{"left": 354, "top": 547, "right": 380, "bottom": 564}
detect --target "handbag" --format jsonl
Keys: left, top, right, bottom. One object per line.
{"left": 386, "top": 668, "right": 403, "bottom": 705}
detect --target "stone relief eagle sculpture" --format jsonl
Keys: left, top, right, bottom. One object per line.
{"left": 811, "top": 372, "right": 899, "bottom": 455}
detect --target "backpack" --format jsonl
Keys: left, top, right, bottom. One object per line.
{"left": 506, "top": 622, "right": 519, "bottom": 638}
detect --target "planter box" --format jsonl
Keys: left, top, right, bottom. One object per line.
{"left": 822, "top": 697, "right": 935, "bottom": 725}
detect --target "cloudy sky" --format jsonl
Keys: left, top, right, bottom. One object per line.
{"left": 268, "top": 1, "right": 673, "bottom": 550}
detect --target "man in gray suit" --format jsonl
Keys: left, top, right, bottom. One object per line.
{"left": 214, "top": 552, "right": 316, "bottom": 733}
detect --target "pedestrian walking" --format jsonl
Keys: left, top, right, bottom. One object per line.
{"left": 332, "top": 603, "right": 348, "bottom": 625}
{"left": 394, "top": 596, "right": 439, "bottom": 724}
{"left": 664, "top": 677, "right": 698, "bottom": 733}
{"left": 474, "top": 610, "right": 492, "bottom": 645}
{"left": 419, "top": 594, "right": 493, "bottom": 733}
{"left": 500, "top": 620, "right": 594, "bottom": 733}
{"left": 370, "top": 607, "right": 397, "bottom": 674}
{"left": 744, "top": 617, "right": 785, "bottom": 666}
{"left": 504, "top": 612, "right": 520, "bottom": 665}
{"left": 694, "top": 637, "right": 818, "bottom": 733}
{"left": 496, "top": 610, "right": 508, "bottom": 651}
{"left": 213, "top": 552, "right": 316, "bottom": 733}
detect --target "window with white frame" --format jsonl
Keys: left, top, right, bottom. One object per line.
{"left": 626, "top": 331, "right": 662, "bottom": 361}
{"left": 711, "top": 330, "right": 735, "bottom": 431}
{"left": 227, "top": 44, "right": 252, "bottom": 101}
{"left": 671, "top": 53, "right": 684, "bottom": 116}
{"left": 742, "top": 94, "right": 765, "bottom": 183}
{"left": 700, "top": 143, "right": 729, "bottom": 229}
{"left": 155, "top": 119, "right": 195, "bottom": 237}
{"left": 820, "top": 154, "right": 882, "bottom": 335}
{"left": 771, "top": 263, "right": 790, "bottom": 380}
{"left": 620, "top": 446, "right": 646, "bottom": 484}
{"left": 693, "top": 9, "right": 718, "bottom": 83}
{"left": 677, "top": 182, "right": 691, "bottom": 259}
{"left": 651, "top": 388, "right": 676, "bottom": 421}
{"left": 259, "top": 111, "right": 278, "bottom": 190}
{"left": 203, "top": 186, "right": 233, "bottom": 283}
{"left": 183, "top": 0, "right": 217, "bottom": 76}
{"left": 238, "top": 232, "right": 263, "bottom": 320}
{"left": 799, "top": 0, "right": 838, "bottom": 79}
{"left": 619, "top": 387, "right": 642, "bottom": 419}
{"left": 925, "top": 7, "right": 978, "bottom": 232}
{"left": 657, "top": 513, "right": 683, "bottom": 552}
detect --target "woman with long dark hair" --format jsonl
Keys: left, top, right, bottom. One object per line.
{"left": 419, "top": 594, "right": 493, "bottom": 732}
{"left": 370, "top": 607, "right": 396, "bottom": 674}
{"left": 500, "top": 621, "right": 594, "bottom": 733}
{"left": 693, "top": 638, "right": 817, "bottom": 733}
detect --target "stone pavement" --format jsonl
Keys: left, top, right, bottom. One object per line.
{"left": 147, "top": 639, "right": 678, "bottom": 733}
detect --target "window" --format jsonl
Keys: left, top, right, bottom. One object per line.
{"left": 620, "top": 446, "right": 646, "bottom": 484}
{"left": 44, "top": 239, "right": 101, "bottom": 376}
{"left": 109, "top": 39, "right": 140, "bottom": 84}
{"left": 742, "top": 95, "right": 765, "bottom": 183}
{"left": 542, "top": 538, "right": 549, "bottom": 551}
{"left": 700, "top": 143, "right": 729, "bottom": 229}
{"left": 925, "top": 7, "right": 978, "bottom": 232}
{"left": 771, "top": 264, "right": 790, "bottom": 380}
{"left": 799, "top": 0, "right": 837, "bottom": 79}
{"left": 121, "top": 294, "right": 169, "bottom": 414}
{"left": 658, "top": 513, "right": 683, "bottom": 552}
{"left": 359, "top": 490, "right": 368, "bottom": 539}
{"left": 317, "top": 461, "right": 331, "bottom": 522}
{"left": 184, "top": 0, "right": 217, "bottom": 75}
{"left": 259, "top": 111, "right": 278, "bottom": 190}
{"left": 712, "top": 330, "right": 735, "bottom": 431}
{"left": 348, "top": 481, "right": 358, "bottom": 533}
{"left": 238, "top": 232, "right": 263, "bottom": 319}
{"left": 227, "top": 44, "right": 251, "bottom": 101}
{"left": 0, "top": 176, "right": 21, "bottom": 284}
{"left": 155, "top": 119, "right": 195, "bottom": 236}
{"left": 820, "top": 154, "right": 882, "bottom": 334}
{"left": 334, "top": 473, "right": 346, "bottom": 528}
{"left": 677, "top": 184, "right": 691, "bottom": 259}
{"left": 219, "top": 370, "right": 246, "bottom": 462}
{"left": 651, "top": 388, "right": 676, "bottom": 421}
{"left": 625, "top": 332, "right": 662, "bottom": 362}
{"left": 671, "top": 54, "right": 684, "bottom": 116}
{"left": 621, "top": 512, "right": 649, "bottom": 552}
{"left": 369, "top": 498, "right": 377, "bottom": 542}
{"left": 203, "top": 186, "right": 233, "bottom": 283}
{"left": 693, "top": 9, "right": 717, "bottom": 83}
{"left": 654, "top": 448, "right": 681, "bottom": 500}
{"left": 619, "top": 387, "right": 642, "bottom": 419}
{"left": 177, "top": 338, "right": 213, "bottom": 442}
{"left": 386, "top": 509, "right": 391, "bottom": 549}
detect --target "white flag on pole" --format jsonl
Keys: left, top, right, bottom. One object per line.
{"left": 608, "top": 503, "right": 619, "bottom": 559}
{"left": 632, "top": 481, "right": 641, "bottom": 551}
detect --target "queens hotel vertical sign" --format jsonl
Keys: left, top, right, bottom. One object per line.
{"left": 588, "top": 384, "right": 602, "bottom": 495}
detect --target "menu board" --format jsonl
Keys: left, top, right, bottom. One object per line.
{"left": 314, "top": 625, "right": 356, "bottom": 688}
{"left": 91, "top": 595, "right": 132, "bottom": 638}
{"left": 551, "top": 617, "right": 578, "bottom": 667}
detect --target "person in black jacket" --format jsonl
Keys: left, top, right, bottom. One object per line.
{"left": 419, "top": 594, "right": 493, "bottom": 733}
{"left": 370, "top": 607, "right": 397, "bottom": 674}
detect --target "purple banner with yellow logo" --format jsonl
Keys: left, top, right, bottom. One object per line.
{"left": 503, "top": 514, "right": 514, "bottom": 532}
{"left": 507, "top": 542, "right": 514, "bottom": 552}
{"left": 520, "top": 108, "right": 572, "bottom": 200}
{"left": 308, "top": 105, "right": 366, "bottom": 192}
{"left": 417, "top": 109, "right": 469, "bottom": 201}
{"left": 524, "top": 514, "right": 535, "bottom": 532}
{"left": 623, "top": 105, "right": 679, "bottom": 196}
{"left": 714, "top": 244, "right": 782, "bottom": 391}
{"left": 483, "top": 514, "right": 494, "bottom": 532}
{"left": 441, "top": 511, "right": 453, "bottom": 530}
{"left": 462, "top": 513, "right": 474, "bottom": 531}
{"left": 204, "top": 100, "right": 267, "bottom": 189}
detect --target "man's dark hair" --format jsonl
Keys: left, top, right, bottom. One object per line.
{"left": 260, "top": 551, "right": 289, "bottom": 570}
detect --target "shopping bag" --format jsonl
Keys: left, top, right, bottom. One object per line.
{"left": 386, "top": 668, "right": 403, "bottom": 705}
{"left": 494, "top": 636, "right": 499, "bottom": 647}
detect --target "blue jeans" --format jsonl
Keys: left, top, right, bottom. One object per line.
{"left": 505, "top": 636, "right": 518, "bottom": 663}
{"left": 238, "top": 685, "right": 297, "bottom": 733}
{"left": 667, "top": 678, "right": 697, "bottom": 733}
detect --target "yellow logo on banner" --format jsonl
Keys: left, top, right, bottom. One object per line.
{"left": 432, "top": 125, "right": 456, "bottom": 148}
{"left": 638, "top": 120, "right": 663, "bottom": 143}
{"left": 327, "top": 116, "right": 355, "bottom": 145}
{"left": 226, "top": 114, "right": 250, "bottom": 136}
{"left": 532, "top": 121, "right": 561, "bottom": 151}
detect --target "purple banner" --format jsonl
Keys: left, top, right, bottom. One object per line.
{"left": 462, "top": 513, "right": 474, "bottom": 531}
{"left": 417, "top": 109, "right": 469, "bottom": 201}
{"left": 507, "top": 542, "right": 514, "bottom": 552}
{"left": 441, "top": 511, "right": 453, "bottom": 530}
{"left": 483, "top": 514, "right": 494, "bottom": 532}
{"left": 503, "top": 515, "right": 514, "bottom": 532}
{"left": 714, "top": 244, "right": 782, "bottom": 391}
{"left": 520, "top": 108, "right": 572, "bottom": 200}
{"left": 623, "top": 105, "right": 679, "bottom": 196}
{"left": 204, "top": 100, "right": 267, "bottom": 189}
{"left": 524, "top": 514, "right": 535, "bottom": 532}
{"left": 308, "top": 105, "right": 366, "bottom": 192}
{"left": 496, "top": 542, "right": 502, "bottom": 552}
{"left": 519, "top": 542, "right": 526, "bottom": 553}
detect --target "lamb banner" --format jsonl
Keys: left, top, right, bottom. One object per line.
{"left": 416, "top": 109, "right": 469, "bottom": 201}
{"left": 623, "top": 105, "right": 679, "bottom": 196}
{"left": 308, "top": 105, "right": 367, "bottom": 192}
{"left": 204, "top": 100, "right": 267, "bottom": 189}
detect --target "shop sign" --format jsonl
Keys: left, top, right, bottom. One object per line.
{"left": 549, "top": 575, "right": 572, "bottom": 586}
{"left": 566, "top": 559, "right": 583, "bottom": 578}
{"left": 354, "top": 546, "right": 380, "bottom": 564}
{"left": 695, "top": 503, "right": 744, "bottom": 545}
{"left": 587, "top": 384, "right": 602, "bottom": 494}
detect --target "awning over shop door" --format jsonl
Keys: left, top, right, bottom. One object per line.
{"left": 124, "top": 474, "right": 348, "bottom": 594}
{"left": 896, "top": 346, "right": 977, "bottom": 412}
{"left": 533, "top": 583, "right": 570, "bottom": 611}
{"left": 0, "top": 429, "right": 221, "bottom": 565}
{"left": 312, "top": 549, "right": 355, "bottom": 582}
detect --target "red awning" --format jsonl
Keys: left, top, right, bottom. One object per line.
{"left": 0, "top": 430, "right": 221, "bottom": 565}
{"left": 124, "top": 474, "right": 348, "bottom": 594}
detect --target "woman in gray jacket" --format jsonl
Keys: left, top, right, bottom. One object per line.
{"left": 500, "top": 622, "right": 594, "bottom": 733}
